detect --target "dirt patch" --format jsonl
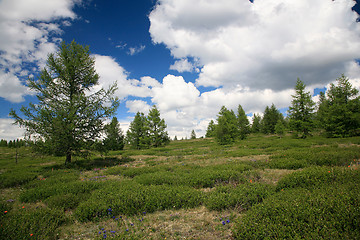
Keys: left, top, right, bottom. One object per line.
{"left": 259, "top": 168, "right": 298, "bottom": 185}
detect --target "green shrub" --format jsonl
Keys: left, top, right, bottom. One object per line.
{"left": 0, "top": 170, "right": 38, "bottom": 188}
{"left": 20, "top": 180, "right": 100, "bottom": 203}
{"left": 232, "top": 184, "right": 360, "bottom": 239}
{"left": 75, "top": 180, "right": 204, "bottom": 222}
{"left": 45, "top": 193, "right": 85, "bottom": 210}
{"left": 205, "top": 183, "right": 274, "bottom": 211}
{"left": 276, "top": 167, "right": 360, "bottom": 191}
{"left": 1, "top": 206, "right": 67, "bottom": 240}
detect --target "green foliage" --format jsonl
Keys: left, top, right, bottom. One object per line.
{"left": 147, "top": 105, "right": 170, "bottom": 147}
{"left": 75, "top": 180, "right": 203, "bottom": 222}
{"left": 233, "top": 175, "right": 360, "bottom": 239}
{"left": 251, "top": 113, "right": 262, "bottom": 133}
{"left": 236, "top": 104, "right": 250, "bottom": 139}
{"left": 319, "top": 75, "right": 360, "bottom": 137}
{"left": 103, "top": 117, "right": 125, "bottom": 151}
{"left": 206, "top": 120, "right": 217, "bottom": 137}
{"left": 205, "top": 183, "right": 274, "bottom": 211}
{"left": 9, "top": 41, "right": 119, "bottom": 164}
{"left": 261, "top": 104, "right": 282, "bottom": 134}
{"left": 288, "top": 78, "right": 315, "bottom": 138}
{"left": 216, "top": 106, "right": 239, "bottom": 144}
{"left": 127, "top": 106, "right": 170, "bottom": 149}
{"left": 0, "top": 169, "right": 38, "bottom": 188}
{"left": 1, "top": 206, "right": 67, "bottom": 240}
{"left": 275, "top": 119, "right": 286, "bottom": 137}
{"left": 190, "top": 129, "right": 196, "bottom": 139}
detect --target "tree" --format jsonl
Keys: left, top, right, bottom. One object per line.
{"left": 315, "top": 91, "right": 328, "bottom": 129}
{"left": 251, "top": 113, "right": 262, "bottom": 133}
{"left": 103, "top": 117, "right": 124, "bottom": 151}
{"left": 288, "top": 78, "right": 315, "bottom": 138}
{"left": 321, "top": 75, "right": 360, "bottom": 137}
{"left": 147, "top": 105, "right": 170, "bottom": 147}
{"left": 275, "top": 119, "right": 286, "bottom": 137}
{"left": 215, "top": 106, "right": 239, "bottom": 145}
{"left": 191, "top": 129, "right": 197, "bottom": 139}
{"left": 236, "top": 104, "right": 250, "bottom": 139}
{"left": 126, "top": 112, "right": 149, "bottom": 149}
{"left": 261, "top": 104, "right": 282, "bottom": 134}
{"left": 205, "top": 120, "right": 216, "bottom": 138}
{"left": 10, "top": 41, "right": 119, "bottom": 164}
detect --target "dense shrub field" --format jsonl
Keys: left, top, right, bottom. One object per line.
{"left": 0, "top": 134, "right": 359, "bottom": 239}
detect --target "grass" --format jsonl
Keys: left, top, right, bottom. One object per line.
{"left": 0, "top": 134, "right": 359, "bottom": 239}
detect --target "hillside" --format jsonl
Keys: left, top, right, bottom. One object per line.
{"left": 1, "top": 134, "right": 360, "bottom": 239}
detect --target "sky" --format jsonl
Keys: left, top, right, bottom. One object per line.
{"left": 1, "top": 0, "right": 360, "bottom": 140}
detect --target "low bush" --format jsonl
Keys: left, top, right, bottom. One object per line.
{"left": 232, "top": 184, "right": 360, "bottom": 239}
{"left": 75, "top": 180, "right": 204, "bottom": 222}
{"left": 45, "top": 193, "right": 86, "bottom": 210}
{"left": 276, "top": 167, "right": 360, "bottom": 191}
{"left": 1, "top": 206, "right": 67, "bottom": 240}
{"left": 0, "top": 169, "right": 38, "bottom": 188}
{"left": 205, "top": 183, "right": 274, "bottom": 211}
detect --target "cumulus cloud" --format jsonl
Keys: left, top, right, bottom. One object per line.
{"left": 170, "top": 58, "right": 198, "bottom": 73}
{"left": 0, "top": 118, "right": 25, "bottom": 141}
{"left": 126, "top": 100, "right": 151, "bottom": 114}
{"left": 149, "top": 0, "right": 360, "bottom": 90}
{"left": 0, "top": 0, "right": 79, "bottom": 102}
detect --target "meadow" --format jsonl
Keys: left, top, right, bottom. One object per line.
{"left": 1, "top": 134, "right": 360, "bottom": 239}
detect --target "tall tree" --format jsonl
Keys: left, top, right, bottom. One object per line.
{"left": 147, "top": 105, "right": 170, "bottom": 147}
{"left": 236, "top": 104, "right": 250, "bottom": 139}
{"left": 10, "top": 41, "right": 118, "bottom": 164}
{"left": 205, "top": 120, "right": 216, "bottom": 138}
{"left": 215, "top": 106, "right": 239, "bottom": 145}
{"left": 322, "top": 75, "right": 360, "bottom": 137}
{"left": 288, "top": 78, "right": 315, "bottom": 138}
{"left": 126, "top": 112, "right": 149, "bottom": 149}
{"left": 103, "top": 117, "right": 125, "bottom": 151}
{"left": 261, "top": 104, "right": 282, "bottom": 134}
{"left": 251, "top": 113, "right": 262, "bottom": 133}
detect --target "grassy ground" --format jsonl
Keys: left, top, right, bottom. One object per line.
{"left": 1, "top": 134, "right": 359, "bottom": 239}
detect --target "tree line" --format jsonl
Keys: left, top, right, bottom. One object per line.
{"left": 206, "top": 76, "right": 360, "bottom": 144}
{"left": 8, "top": 41, "right": 360, "bottom": 163}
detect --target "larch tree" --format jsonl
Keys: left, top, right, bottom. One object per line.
{"left": 215, "top": 106, "right": 239, "bottom": 145}
{"left": 288, "top": 78, "right": 315, "bottom": 138}
{"left": 236, "top": 104, "right": 250, "bottom": 139}
{"left": 103, "top": 117, "right": 124, "bottom": 151}
{"left": 205, "top": 120, "right": 216, "bottom": 138}
{"left": 147, "top": 105, "right": 170, "bottom": 147}
{"left": 10, "top": 41, "right": 119, "bottom": 164}
{"left": 251, "top": 113, "right": 262, "bottom": 133}
{"left": 261, "top": 104, "right": 282, "bottom": 134}
{"left": 126, "top": 112, "right": 149, "bottom": 149}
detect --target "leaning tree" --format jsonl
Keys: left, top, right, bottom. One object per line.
{"left": 10, "top": 41, "right": 119, "bottom": 164}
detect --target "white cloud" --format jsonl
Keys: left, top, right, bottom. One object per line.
{"left": 126, "top": 100, "right": 151, "bottom": 114}
{"left": 0, "top": 118, "right": 25, "bottom": 141}
{"left": 128, "top": 45, "right": 146, "bottom": 56}
{"left": 93, "top": 55, "right": 159, "bottom": 99}
{"left": 170, "top": 58, "right": 197, "bottom": 72}
{"left": 149, "top": 0, "right": 360, "bottom": 90}
{"left": 0, "top": 0, "right": 80, "bottom": 103}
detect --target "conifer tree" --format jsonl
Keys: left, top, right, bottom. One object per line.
{"left": 251, "top": 113, "right": 262, "bottom": 133}
{"left": 261, "top": 104, "right": 282, "bottom": 134}
{"left": 322, "top": 75, "right": 360, "bottom": 137}
{"left": 288, "top": 78, "right": 315, "bottom": 138}
{"left": 126, "top": 112, "right": 149, "bottom": 149}
{"left": 191, "top": 130, "right": 197, "bottom": 139}
{"left": 147, "top": 105, "right": 170, "bottom": 147}
{"left": 103, "top": 117, "right": 124, "bottom": 151}
{"left": 205, "top": 120, "right": 216, "bottom": 138}
{"left": 236, "top": 104, "right": 250, "bottom": 139}
{"left": 215, "top": 106, "right": 239, "bottom": 145}
{"left": 10, "top": 41, "right": 119, "bottom": 164}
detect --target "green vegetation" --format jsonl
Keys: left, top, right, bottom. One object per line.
{"left": 1, "top": 134, "right": 359, "bottom": 239}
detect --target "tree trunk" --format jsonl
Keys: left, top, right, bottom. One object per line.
{"left": 65, "top": 151, "right": 72, "bottom": 165}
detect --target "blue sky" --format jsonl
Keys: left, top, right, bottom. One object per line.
{"left": 0, "top": 0, "right": 360, "bottom": 140}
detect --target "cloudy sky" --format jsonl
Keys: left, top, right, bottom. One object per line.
{"left": 0, "top": 0, "right": 360, "bottom": 140}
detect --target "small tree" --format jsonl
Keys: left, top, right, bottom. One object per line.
{"left": 147, "top": 105, "right": 170, "bottom": 147}
{"left": 205, "top": 120, "right": 216, "bottom": 138}
{"left": 191, "top": 130, "right": 197, "bottom": 139}
{"left": 215, "top": 106, "right": 239, "bottom": 145}
{"left": 251, "top": 113, "right": 262, "bottom": 133}
{"left": 322, "top": 75, "right": 360, "bottom": 137}
{"left": 236, "top": 104, "right": 250, "bottom": 139}
{"left": 103, "top": 117, "right": 124, "bottom": 151}
{"left": 261, "top": 104, "right": 281, "bottom": 134}
{"left": 10, "top": 41, "right": 119, "bottom": 164}
{"left": 126, "top": 112, "right": 149, "bottom": 149}
{"left": 288, "top": 78, "right": 315, "bottom": 138}
{"left": 275, "top": 119, "right": 286, "bottom": 137}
